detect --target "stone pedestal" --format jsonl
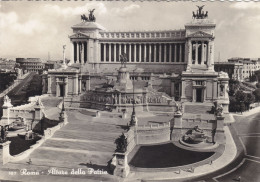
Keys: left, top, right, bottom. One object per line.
{"left": 0, "top": 141, "right": 11, "bottom": 165}
{"left": 174, "top": 112, "right": 183, "bottom": 128}
{"left": 171, "top": 112, "right": 183, "bottom": 141}
{"left": 1, "top": 96, "right": 13, "bottom": 126}
{"left": 113, "top": 152, "right": 130, "bottom": 178}
{"left": 130, "top": 111, "right": 138, "bottom": 126}
{"left": 216, "top": 115, "right": 224, "bottom": 131}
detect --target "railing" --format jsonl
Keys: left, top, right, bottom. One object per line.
{"left": 100, "top": 30, "right": 186, "bottom": 40}
{"left": 137, "top": 122, "right": 170, "bottom": 129}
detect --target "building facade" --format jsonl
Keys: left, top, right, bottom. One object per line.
{"left": 16, "top": 58, "right": 45, "bottom": 73}
{"left": 227, "top": 58, "right": 260, "bottom": 81}
{"left": 214, "top": 62, "right": 243, "bottom": 81}
{"left": 42, "top": 7, "right": 229, "bottom": 112}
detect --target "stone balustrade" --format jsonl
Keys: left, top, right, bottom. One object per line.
{"left": 99, "top": 30, "right": 185, "bottom": 39}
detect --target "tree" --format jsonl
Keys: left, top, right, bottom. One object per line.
{"left": 245, "top": 93, "right": 255, "bottom": 110}
{"left": 235, "top": 90, "right": 246, "bottom": 102}
{"left": 228, "top": 79, "right": 240, "bottom": 96}
{"left": 253, "top": 88, "right": 260, "bottom": 103}
{"left": 240, "top": 102, "right": 246, "bottom": 113}
{"left": 229, "top": 97, "right": 240, "bottom": 112}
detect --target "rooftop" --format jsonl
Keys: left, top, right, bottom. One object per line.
{"left": 72, "top": 21, "right": 106, "bottom": 31}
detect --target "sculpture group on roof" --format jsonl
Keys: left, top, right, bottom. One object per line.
{"left": 81, "top": 9, "right": 96, "bottom": 22}
{"left": 192, "top": 5, "right": 208, "bottom": 19}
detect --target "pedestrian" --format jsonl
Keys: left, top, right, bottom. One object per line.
{"left": 28, "top": 158, "right": 32, "bottom": 165}
{"left": 237, "top": 176, "right": 241, "bottom": 181}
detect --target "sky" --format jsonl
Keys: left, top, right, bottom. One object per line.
{"left": 0, "top": 1, "right": 260, "bottom": 61}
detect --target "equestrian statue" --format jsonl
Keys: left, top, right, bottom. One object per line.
{"left": 192, "top": 5, "right": 208, "bottom": 19}
{"left": 81, "top": 9, "right": 96, "bottom": 22}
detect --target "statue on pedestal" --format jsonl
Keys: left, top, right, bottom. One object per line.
{"left": 213, "top": 102, "right": 223, "bottom": 117}
{"left": 120, "top": 53, "right": 128, "bottom": 68}
{"left": 3, "top": 95, "right": 12, "bottom": 107}
{"left": 175, "top": 102, "right": 183, "bottom": 115}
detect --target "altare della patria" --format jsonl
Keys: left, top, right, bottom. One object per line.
{"left": 0, "top": 5, "right": 235, "bottom": 181}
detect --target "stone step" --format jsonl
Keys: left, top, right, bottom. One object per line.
{"left": 53, "top": 130, "right": 121, "bottom": 142}
{"left": 62, "top": 123, "right": 124, "bottom": 133}
{"left": 42, "top": 139, "right": 116, "bottom": 153}
{"left": 28, "top": 147, "right": 113, "bottom": 166}
{"left": 184, "top": 104, "right": 213, "bottom": 114}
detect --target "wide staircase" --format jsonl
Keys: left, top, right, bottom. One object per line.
{"left": 184, "top": 103, "right": 213, "bottom": 114}
{"left": 2, "top": 110, "right": 126, "bottom": 181}
{"left": 31, "top": 111, "right": 124, "bottom": 167}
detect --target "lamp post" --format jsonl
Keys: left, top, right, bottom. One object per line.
{"left": 130, "top": 69, "right": 138, "bottom": 126}
{"left": 62, "top": 72, "right": 65, "bottom": 111}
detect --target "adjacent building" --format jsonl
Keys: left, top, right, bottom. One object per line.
{"left": 214, "top": 62, "right": 243, "bottom": 81}
{"left": 215, "top": 58, "right": 260, "bottom": 81}
{"left": 16, "top": 58, "right": 45, "bottom": 73}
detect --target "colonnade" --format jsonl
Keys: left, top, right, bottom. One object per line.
{"left": 190, "top": 41, "right": 209, "bottom": 65}
{"left": 100, "top": 43, "right": 185, "bottom": 63}
{"left": 72, "top": 41, "right": 88, "bottom": 64}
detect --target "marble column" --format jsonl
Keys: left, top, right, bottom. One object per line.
{"left": 164, "top": 44, "right": 167, "bottom": 62}
{"left": 76, "top": 42, "right": 79, "bottom": 63}
{"left": 124, "top": 43, "right": 126, "bottom": 54}
{"left": 114, "top": 43, "right": 117, "bottom": 62}
{"left": 70, "top": 41, "right": 74, "bottom": 64}
{"left": 129, "top": 44, "right": 131, "bottom": 62}
{"left": 144, "top": 44, "right": 147, "bottom": 62}
{"left": 179, "top": 43, "right": 182, "bottom": 62}
{"left": 134, "top": 44, "right": 136, "bottom": 62}
{"left": 79, "top": 43, "right": 82, "bottom": 64}
{"left": 109, "top": 43, "right": 111, "bottom": 62}
{"left": 154, "top": 43, "right": 157, "bottom": 62}
{"left": 169, "top": 44, "right": 172, "bottom": 62}
{"left": 174, "top": 44, "right": 177, "bottom": 62}
{"left": 149, "top": 44, "right": 152, "bottom": 62}
{"left": 159, "top": 44, "right": 162, "bottom": 62}
{"left": 104, "top": 43, "right": 107, "bottom": 62}
{"left": 119, "top": 44, "right": 121, "bottom": 57}
{"left": 195, "top": 42, "right": 198, "bottom": 65}
{"left": 81, "top": 42, "right": 84, "bottom": 64}
{"left": 189, "top": 41, "right": 192, "bottom": 65}
{"left": 139, "top": 44, "right": 142, "bottom": 62}
{"left": 201, "top": 41, "right": 205, "bottom": 65}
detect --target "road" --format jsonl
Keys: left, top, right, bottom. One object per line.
{"left": 0, "top": 72, "right": 35, "bottom": 117}
{"left": 174, "top": 112, "right": 260, "bottom": 182}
